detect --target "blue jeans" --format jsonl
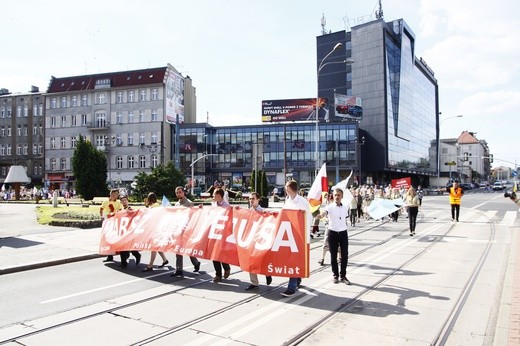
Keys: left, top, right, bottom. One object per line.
{"left": 288, "top": 277, "right": 300, "bottom": 292}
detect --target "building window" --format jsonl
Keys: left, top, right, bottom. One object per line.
{"left": 127, "top": 133, "right": 134, "bottom": 146}
{"left": 61, "top": 116, "right": 66, "bottom": 127}
{"left": 139, "top": 89, "right": 146, "bottom": 101}
{"left": 95, "top": 113, "right": 106, "bottom": 127}
{"left": 23, "top": 144, "right": 28, "bottom": 155}
{"left": 128, "top": 90, "right": 134, "bottom": 102}
{"left": 0, "top": 126, "right": 4, "bottom": 137}
{"left": 116, "top": 156, "right": 123, "bottom": 169}
{"left": 23, "top": 125, "right": 28, "bottom": 136}
{"left": 39, "top": 104, "right": 43, "bottom": 115}
{"left": 17, "top": 106, "right": 21, "bottom": 117}
{"left": 61, "top": 137, "right": 66, "bottom": 149}
{"left": 50, "top": 138, "right": 56, "bottom": 149}
{"left": 128, "top": 156, "right": 135, "bottom": 169}
{"left": 151, "top": 132, "right": 158, "bottom": 143}
{"left": 151, "top": 109, "right": 158, "bottom": 121}
{"left": 117, "top": 92, "right": 123, "bottom": 103}
{"left": 0, "top": 145, "right": 4, "bottom": 156}
{"left": 116, "top": 112, "right": 122, "bottom": 124}
{"left": 60, "top": 158, "right": 66, "bottom": 170}
{"left": 7, "top": 109, "right": 11, "bottom": 117}
{"left": 116, "top": 134, "right": 122, "bottom": 146}
{"left": 39, "top": 125, "right": 43, "bottom": 135}
{"left": 152, "top": 89, "right": 158, "bottom": 100}
{"left": 139, "top": 133, "right": 145, "bottom": 145}
{"left": 51, "top": 117, "right": 56, "bottom": 128}
{"left": 16, "top": 145, "right": 21, "bottom": 155}
{"left": 97, "top": 93, "right": 105, "bottom": 104}
{"left": 71, "top": 136, "right": 77, "bottom": 148}
{"left": 50, "top": 158, "right": 56, "bottom": 171}
{"left": 33, "top": 144, "right": 38, "bottom": 154}
{"left": 72, "top": 115, "right": 77, "bottom": 126}
{"left": 0, "top": 107, "right": 4, "bottom": 118}
{"left": 82, "top": 95, "right": 88, "bottom": 106}
{"left": 61, "top": 97, "right": 67, "bottom": 108}
{"left": 17, "top": 125, "right": 22, "bottom": 136}
{"left": 7, "top": 126, "right": 11, "bottom": 136}
{"left": 139, "top": 155, "right": 146, "bottom": 168}
{"left": 6, "top": 144, "right": 11, "bottom": 155}
{"left": 128, "top": 112, "right": 134, "bottom": 123}
{"left": 24, "top": 105, "right": 28, "bottom": 117}
{"left": 81, "top": 114, "right": 87, "bottom": 126}
{"left": 151, "top": 154, "right": 158, "bottom": 168}
{"left": 51, "top": 98, "right": 57, "bottom": 108}
{"left": 72, "top": 96, "right": 78, "bottom": 107}
{"left": 33, "top": 105, "right": 38, "bottom": 116}
{"left": 38, "top": 144, "right": 42, "bottom": 154}
{"left": 139, "top": 110, "right": 145, "bottom": 122}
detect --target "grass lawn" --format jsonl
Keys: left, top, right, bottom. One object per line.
{"left": 36, "top": 205, "right": 101, "bottom": 225}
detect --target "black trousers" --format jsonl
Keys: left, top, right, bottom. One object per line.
{"left": 213, "top": 261, "right": 230, "bottom": 277}
{"left": 451, "top": 204, "right": 460, "bottom": 221}
{"left": 328, "top": 230, "right": 349, "bottom": 278}
{"left": 120, "top": 251, "right": 140, "bottom": 263}
{"left": 408, "top": 206, "right": 418, "bottom": 233}
{"left": 176, "top": 254, "right": 200, "bottom": 271}
{"left": 350, "top": 209, "right": 357, "bottom": 225}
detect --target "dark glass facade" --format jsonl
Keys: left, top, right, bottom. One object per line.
{"left": 177, "top": 122, "right": 358, "bottom": 190}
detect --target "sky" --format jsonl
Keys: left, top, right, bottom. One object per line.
{"left": 1, "top": 0, "right": 519, "bottom": 169}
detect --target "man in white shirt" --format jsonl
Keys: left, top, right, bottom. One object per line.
{"left": 316, "top": 188, "right": 351, "bottom": 284}
{"left": 280, "top": 180, "right": 312, "bottom": 297}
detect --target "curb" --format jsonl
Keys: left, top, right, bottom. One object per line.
{"left": 0, "top": 254, "right": 102, "bottom": 275}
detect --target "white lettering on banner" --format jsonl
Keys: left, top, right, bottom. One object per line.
{"left": 208, "top": 213, "right": 229, "bottom": 240}
{"left": 271, "top": 221, "right": 299, "bottom": 252}
{"left": 118, "top": 216, "right": 131, "bottom": 237}
{"left": 131, "top": 210, "right": 152, "bottom": 234}
{"left": 235, "top": 218, "right": 256, "bottom": 247}
{"left": 254, "top": 221, "right": 276, "bottom": 251}
{"left": 267, "top": 263, "right": 301, "bottom": 275}
{"left": 174, "top": 245, "right": 204, "bottom": 257}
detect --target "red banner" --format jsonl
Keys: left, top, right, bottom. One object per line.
{"left": 99, "top": 206, "right": 309, "bottom": 277}
{"left": 391, "top": 177, "right": 411, "bottom": 189}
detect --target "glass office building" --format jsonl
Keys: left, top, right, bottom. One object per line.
{"left": 317, "top": 18, "right": 439, "bottom": 186}
{"left": 177, "top": 122, "right": 358, "bottom": 191}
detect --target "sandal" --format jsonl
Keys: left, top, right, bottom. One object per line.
{"left": 159, "top": 260, "right": 169, "bottom": 268}
{"left": 142, "top": 266, "right": 153, "bottom": 272}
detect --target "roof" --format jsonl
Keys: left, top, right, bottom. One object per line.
{"left": 457, "top": 131, "right": 479, "bottom": 144}
{"left": 47, "top": 66, "right": 168, "bottom": 93}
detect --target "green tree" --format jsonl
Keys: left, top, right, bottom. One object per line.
{"left": 71, "top": 135, "right": 109, "bottom": 200}
{"left": 133, "top": 161, "right": 187, "bottom": 202}
{"left": 260, "top": 170, "right": 269, "bottom": 197}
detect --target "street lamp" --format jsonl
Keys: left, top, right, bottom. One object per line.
{"left": 315, "top": 42, "right": 346, "bottom": 174}
{"left": 190, "top": 154, "right": 217, "bottom": 196}
{"left": 437, "top": 114, "right": 463, "bottom": 180}
{"left": 355, "top": 136, "right": 365, "bottom": 185}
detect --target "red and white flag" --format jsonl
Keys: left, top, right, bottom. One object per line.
{"left": 307, "top": 163, "right": 328, "bottom": 212}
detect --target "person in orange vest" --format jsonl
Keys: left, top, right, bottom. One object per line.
{"left": 447, "top": 181, "right": 464, "bottom": 222}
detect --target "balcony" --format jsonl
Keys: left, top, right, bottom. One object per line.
{"left": 96, "top": 145, "right": 110, "bottom": 153}
{"left": 86, "top": 121, "right": 110, "bottom": 130}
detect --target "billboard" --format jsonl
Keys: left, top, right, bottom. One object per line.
{"left": 261, "top": 98, "right": 329, "bottom": 123}
{"left": 165, "top": 68, "right": 185, "bottom": 124}
{"left": 334, "top": 94, "right": 363, "bottom": 120}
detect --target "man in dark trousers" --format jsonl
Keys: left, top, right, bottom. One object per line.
{"left": 447, "top": 181, "right": 464, "bottom": 222}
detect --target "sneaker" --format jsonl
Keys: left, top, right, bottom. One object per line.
{"left": 318, "top": 259, "right": 324, "bottom": 266}
{"left": 170, "top": 270, "right": 183, "bottom": 277}
{"left": 103, "top": 256, "right": 114, "bottom": 262}
{"left": 212, "top": 276, "right": 221, "bottom": 283}
{"left": 341, "top": 276, "right": 351, "bottom": 285}
{"left": 245, "top": 284, "right": 259, "bottom": 291}
{"left": 281, "top": 289, "right": 295, "bottom": 297}
{"left": 266, "top": 276, "right": 272, "bottom": 285}
{"left": 193, "top": 262, "right": 201, "bottom": 272}
{"left": 333, "top": 276, "right": 340, "bottom": 283}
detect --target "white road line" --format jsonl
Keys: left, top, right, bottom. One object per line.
{"left": 501, "top": 211, "right": 518, "bottom": 226}
{"left": 40, "top": 269, "right": 182, "bottom": 304}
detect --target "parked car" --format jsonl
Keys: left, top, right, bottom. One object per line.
{"left": 460, "top": 183, "right": 473, "bottom": 190}
{"left": 493, "top": 182, "right": 506, "bottom": 190}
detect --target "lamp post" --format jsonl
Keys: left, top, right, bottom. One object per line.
{"left": 437, "top": 114, "right": 463, "bottom": 181}
{"left": 355, "top": 136, "right": 365, "bottom": 185}
{"left": 315, "top": 42, "right": 344, "bottom": 174}
{"left": 190, "top": 154, "right": 217, "bottom": 196}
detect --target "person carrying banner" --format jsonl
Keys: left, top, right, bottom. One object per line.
{"left": 211, "top": 187, "right": 232, "bottom": 283}
{"left": 316, "top": 188, "right": 351, "bottom": 285}
{"left": 118, "top": 195, "right": 141, "bottom": 268}
{"left": 100, "top": 189, "right": 122, "bottom": 262}
{"left": 170, "top": 186, "right": 201, "bottom": 277}
{"left": 281, "top": 180, "right": 312, "bottom": 297}
{"left": 245, "top": 192, "right": 273, "bottom": 291}
{"left": 447, "top": 181, "right": 464, "bottom": 222}
{"left": 142, "top": 192, "right": 170, "bottom": 272}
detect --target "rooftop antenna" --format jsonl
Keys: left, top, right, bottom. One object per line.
{"left": 321, "top": 13, "right": 327, "bottom": 35}
{"left": 375, "top": 0, "right": 384, "bottom": 19}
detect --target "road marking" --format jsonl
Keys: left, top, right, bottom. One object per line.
{"left": 40, "top": 268, "right": 187, "bottom": 304}
{"left": 501, "top": 211, "right": 518, "bottom": 226}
